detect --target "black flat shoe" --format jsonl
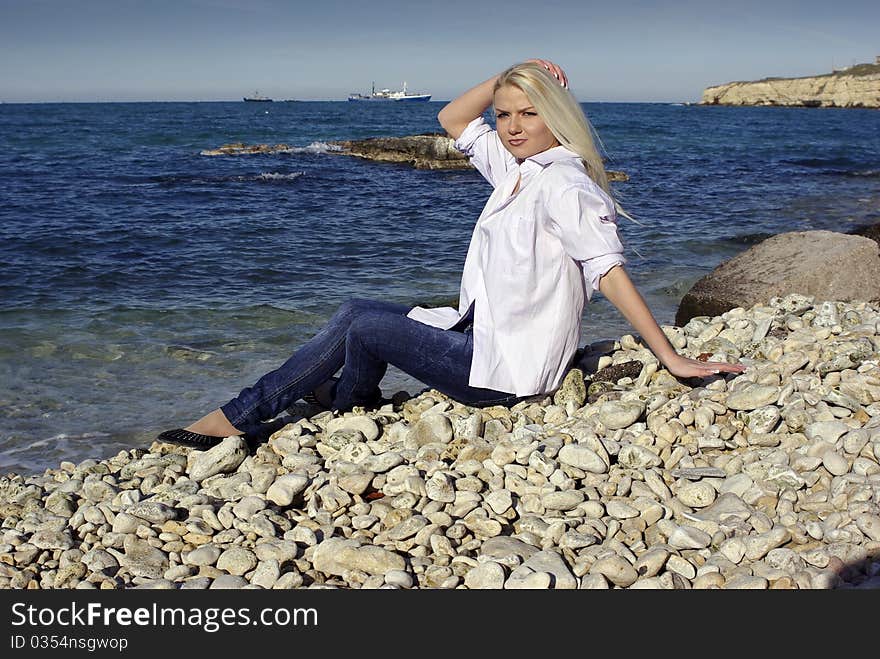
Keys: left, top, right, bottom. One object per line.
{"left": 303, "top": 377, "right": 339, "bottom": 409}
{"left": 156, "top": 428, "right": 230, "bottom": 449}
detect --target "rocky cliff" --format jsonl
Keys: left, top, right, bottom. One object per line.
{"left": 701, "top": 62, "right": 880, "bottom": 109}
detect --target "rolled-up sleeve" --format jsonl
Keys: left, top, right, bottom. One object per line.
{"left": 546, "top": 183, "right": 626, "bottom": 300}
{"left": 454, "top": 116, "right": 515, "bottom": 188}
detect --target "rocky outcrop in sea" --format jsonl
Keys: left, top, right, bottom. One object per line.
{"left": 328, "top": 133, "right": 472, "bottom": 170}
{"left": 2, "top": 293, "right": 880, "bottom": 590}
{"left": 200, "top": 136, "right": 630, "bottom": 180}
{"left": 701, "top": 62, "right": 880, "bottom": 108}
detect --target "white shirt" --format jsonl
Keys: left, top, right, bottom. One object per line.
{"left": 407, "top": 116, "right": 626, "bottom": 396}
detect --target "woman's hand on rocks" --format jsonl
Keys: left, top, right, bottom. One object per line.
{"left": 525, "top": 59, "right": 568, "bottom": 87}
{"left": 662, "top": 354, "right": 746, "bottom": 379}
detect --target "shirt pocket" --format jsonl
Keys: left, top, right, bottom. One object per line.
{"left": 504, "top": 212, "right": 540, "bottom": 268}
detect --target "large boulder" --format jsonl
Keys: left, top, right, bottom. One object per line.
{"left": 675, "top": 230, "right": 880, "bottom": 326}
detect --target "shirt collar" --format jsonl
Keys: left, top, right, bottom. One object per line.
{"left": 518, "top": 145, "right": 581, "bottom": 169}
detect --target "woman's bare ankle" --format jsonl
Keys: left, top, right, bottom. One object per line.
{"left": 185, "top": 409, "right": 243, "bottom": 437}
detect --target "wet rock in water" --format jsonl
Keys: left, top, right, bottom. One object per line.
{"left": 326, "top": 134, "right": 630, "bottom": 178}
{"left": 328, "top": 134, "right": 472, "bottom": 170}
{"left": 200, "top": 142, "right": 298, "bottom": 156}
{"left": 200, "top": 135, "right": 629, "bottom": 180}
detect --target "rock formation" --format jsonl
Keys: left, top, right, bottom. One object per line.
{"left": 675, "top": 230, "right": 880, "bottom": 327}
{"left": 328, "top": 133, "right": 471, "bottom": 170}
{"left": 200, "top": 143, "right": 298, "bottom": 156}
{"left": 701, "top": 62, "right": 880, "bottom": 109}
{"left": 327, "top": 134, "right": 629, "bottom": 180}
{"left": 201, "top": 135, "right": 629, "bottom": 180}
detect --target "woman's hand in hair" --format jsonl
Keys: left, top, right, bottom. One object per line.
{"left": 525, "top": 59, "right": 568, "bottom": 88}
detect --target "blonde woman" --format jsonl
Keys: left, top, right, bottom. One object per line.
{"left": 158, "top": 58, "right": 743, "bottom": 449}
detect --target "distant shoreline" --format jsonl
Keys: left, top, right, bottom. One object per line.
{"left": 702, "top": 60, "right": 880, "bottom": 109}
{"left": 1, "top": 99, "right": 703, "bottom": 106}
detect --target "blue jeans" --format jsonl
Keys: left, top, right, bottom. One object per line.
{"left": 220, "top": 298, "right": 521, "bottom": 436}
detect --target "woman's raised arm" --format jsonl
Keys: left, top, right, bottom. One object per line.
{"left": 437, "top": 74, "right": 499, "bottom": 141}
{"left": 438, "top": 59, "right": 568, "bottom": 140}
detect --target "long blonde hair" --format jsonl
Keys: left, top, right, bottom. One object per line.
{"left": 494, "top": 62, "right": 628, "bottom": 217}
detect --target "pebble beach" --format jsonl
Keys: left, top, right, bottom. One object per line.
{"left": 2, "top": 292, "right": 879, "bottom": 590}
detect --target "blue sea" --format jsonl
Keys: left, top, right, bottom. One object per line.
{"left": 1, "top": 100, "right": 878, "bottom": 474}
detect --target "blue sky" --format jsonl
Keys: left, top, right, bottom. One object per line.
{"left": 1, "top": 0, "right": 877, "bottom": 102}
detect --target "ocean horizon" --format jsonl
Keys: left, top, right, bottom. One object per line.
{"left": 1, "top": 98, "right": 707, "bottom": 105}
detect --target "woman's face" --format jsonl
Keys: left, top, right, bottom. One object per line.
{"left": 494, "top": 84, "right": 560, "bottom": 160}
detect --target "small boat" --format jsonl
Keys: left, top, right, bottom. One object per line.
{"left": 243, "top": 91, "right": 273, "bottom": 102}
{"left": 348, "top": 81, "right": 431, "bottom": 102}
